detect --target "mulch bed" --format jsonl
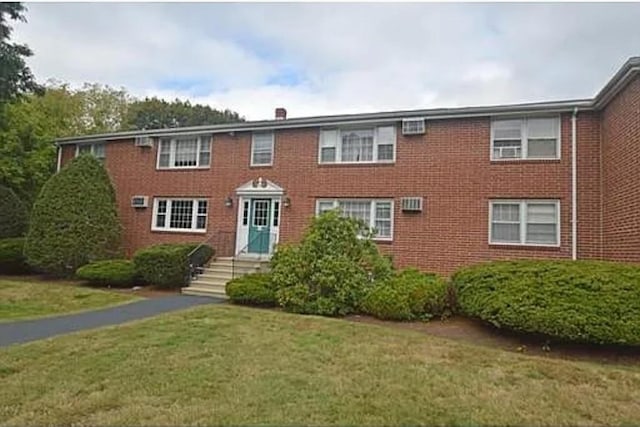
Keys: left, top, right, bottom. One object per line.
{"left": 347, "top": 314, "right": 640, "bottom": 366}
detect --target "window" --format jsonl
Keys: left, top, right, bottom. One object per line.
{"left": 157, "top": 135, "right": 211, "bottom": 169}
{"left": 251, "top": 132, "right": 274, "bottom": 166}
{"left": 76, "top": 143, "right": 106, "bottom": 162}
{"left": 319, "top": 126, "right": 396, "bottom": 164}
{"left": 491, "top": 117, "right": 560, "bottom": 160}
{"left": 316, "top": 199, "right": 394, "bottom": 240}
{"left": 152, "top": 198, "right": 208, "bottom": 232}
{"left": 490, "top": 200, "right": 559, "bottom": 246}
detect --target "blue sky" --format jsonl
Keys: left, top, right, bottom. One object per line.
{"left": 13, "top": 2, "right": 640, "bottom": 120}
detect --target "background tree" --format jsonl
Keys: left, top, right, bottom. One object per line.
{"left": 125, "top": 97, "right": 243, "bottom": 130}
{"left": 25, "top": 155, "right": 122, "bottom": 276}
{"left": 0, "top": 184, "right": 27, "bottom": 238}
{"left": 0, "top": 3, "right": 42, "bottom": 106}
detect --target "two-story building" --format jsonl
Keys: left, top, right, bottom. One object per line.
{"left": 56, "top": 57, "right": 640, "bottom": 279}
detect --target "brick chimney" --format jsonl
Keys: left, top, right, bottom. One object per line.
{"left": 275, "top": 107, "right": 287, "bottom": 120}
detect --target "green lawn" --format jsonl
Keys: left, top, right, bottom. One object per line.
{"left": 0, "top": 278, "right": 139, "bottom": 322}
{"left": 1, "top": 305, "right": 639, "bottom": 426}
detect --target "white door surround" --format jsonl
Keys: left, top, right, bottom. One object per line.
{"left": 235, "top": 178, "right": 284, "bottom": 257}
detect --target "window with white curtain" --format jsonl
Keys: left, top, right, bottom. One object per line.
{"left": 76, "top": 142, "right": 106, "bottom": 162}
{"left": 157, "top": 135, "right": 211, "bottom": 169}
{"left": 491, "top": 117, "right": 560, "bottom": 160}
{"left": 319, "top": 126, "right": 396, "bottom": 164}
{"left": 490, "top": 200, "right": 559, "bottom": 246}
{"left": 152, "top": 198, "right": 208, "bottom": 232}
{"left": 316, "top": 199, "right": 394, "bottom": 240}
{"left": 251, "top": 132, "right": 274, "bottom": 166}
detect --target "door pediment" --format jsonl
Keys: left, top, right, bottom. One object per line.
{"left": 235, "top": 177, "right": 284, "bottom": 196}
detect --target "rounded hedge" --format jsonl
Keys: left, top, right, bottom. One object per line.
{"left": 0, "top": 185, "right": 28, "bottom": 238}
{"left": 76, "top": 259, "right": 137, "bottom": 287}
{"left": 133, "top": 243, "right": 214, "bottom": 289}
{"left": 453, "top": 260, "right": 640, "bottom": 345}
{"left": 226, "top": 273, "right": 277, "bottom": 306}
{"left": 25, "top": 155, "right": 122, "bottom": 276}
{"left": 362, "top": 268, "right": 449, "bottom": 321}
{"left": 0, "top": 237, "right": 30, "bottom": 274}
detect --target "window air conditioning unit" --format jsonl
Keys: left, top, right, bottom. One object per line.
{"left": 402, "top": 118, "right": 426, "bottom": 136}
{"left": 134, "top": 136, "right": 154, "bottom": 148}
{"left": 131, "top": 195, "right": 149, "bottom": 208}
{"left": 401, "top": 197, "right": 423, "bottom": 212}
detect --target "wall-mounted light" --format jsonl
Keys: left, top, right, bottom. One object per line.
{"left": 224, "top": 197, "right": 233, "bottom": 207}
{"left": 283, "top": 197, "right": 291, "bottom": 208}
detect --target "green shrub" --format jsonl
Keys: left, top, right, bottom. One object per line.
{"left": 226, "top": 273, "right": 277, "bottom": 306}
{"left": 0, "top": 185, "right": 28, "bottom": 238}
{"left": 453, "top": 260, "right": 640, "bottom": 345}
{"left": 133, "top": 243, "right": 214, "bottom": 289}
{"left": 24, "top": 155, "right": 122, "bottom": 276}
{"left": 76, "top": 259, "right": 137, "bottom": 287}
{"left": 0, "top": 237, "right": 29, "bottom": 274}
{"left": 271, "top": 210, "right": 393, "bottom": 317}
{"left": 362, "top": 268, "right": 449, "bottom": 321}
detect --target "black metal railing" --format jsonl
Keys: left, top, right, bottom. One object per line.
{"left": 186, "top": 230, "right": 236, "bottom": 285}
{"left": 232, "top": 230, "right": 277, "bottom": 279}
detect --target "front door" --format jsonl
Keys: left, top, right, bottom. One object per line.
{"left": 248, "top": 198, "right": 271, "bottom": 254}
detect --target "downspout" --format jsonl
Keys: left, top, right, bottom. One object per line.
{"left": 571, "top": 107, "right": 578, "bottom": 260}
{"left": 56, "top": 144, "right": 62, "bottom": 173}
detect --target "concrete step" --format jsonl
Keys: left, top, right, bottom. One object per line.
{"left": 193, "top": 278, "right": 228, "bottom": 288}
{"left": 203, "top": 265, "right": 259, "bottom": 276}
{"left": 182, "top": 286, "right": 228, "bottom": 298}
{"left": 198, "top": 271, "right": 235, "bottom": 281}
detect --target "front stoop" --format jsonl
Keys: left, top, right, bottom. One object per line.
{"left": 181, "top": 256, "right": 270, "bottom": 298}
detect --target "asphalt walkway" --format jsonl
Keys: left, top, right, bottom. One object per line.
{"left": 0, "top": 295, "right": 221, "bottom": 347}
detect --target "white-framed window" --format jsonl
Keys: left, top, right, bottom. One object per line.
{"left": 157, "top": 135, "right": 211, "bottom": 169}
{"left": 489, "top": 200, "right": 560, "bottom": 246}
{"left": 319, "top": 126, "right": 396, "bottom": 164}
{"left": 251, "top": 132, "right": 274, "bottom": 166}
{"left": 491, "top": 117, "right": 560, "bottom": 160}
{"left": 316, "top": 199, "right": 394, "bottom": 240}
{"left": 76, "top": 142, "right": 106, "bottom": 162}
{"left": 152, "top": 198, "right": 208, "bottom": 233}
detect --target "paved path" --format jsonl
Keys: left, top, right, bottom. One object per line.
{"left": 0, "top": 295, "right": 222, "bottom": 348}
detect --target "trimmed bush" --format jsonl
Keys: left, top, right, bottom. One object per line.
{"left": 25, "top": 155, "right": 122, "bottom": 276}
{"left": 0, "top": 185, "right": 28, "bottom": 238}
{"left": 226, "top": 273, "right": 277, "bottom": 306}
{"left": 271, "top": 210, "right": 393, "bottom": 317}
{"left": 133, "top": 243, "right": 214, "bottom": 289}
{"left": 362, "top": 268, "right": 449, "bottom": 321}
{"left": 76, "top": 259, "right": 137, "bottom": 287}
{"left": 0, "top": 237, "right": 29, "bottom": 274}
{"left": 453, "top": 260, "right": 640, "bottom": 345}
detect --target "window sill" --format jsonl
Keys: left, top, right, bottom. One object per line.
{"left": 490, "top": 158, "right": 561, "bottom": 164}
{"left": 155, "top": 167, "right": 211, "bottom": 171}
{"left": 373, "top": 238, "right": 393, "bottom": 244}
{"left": 489, "top": 243, "right": 560, "bottom": 251}
{"left": 249, "top": 164, "right": 273, "bottom": 168}
{"left": 318, "top": 161, "right": 395, "bottom": 168}
{"left": 151, "top": 229, "right": 207, "bottom": 235}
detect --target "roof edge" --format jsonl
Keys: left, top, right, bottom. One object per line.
{"left": 593, "top": 56, "right": 640, "bottom": 109}
{"left": 55, "top": 98, "right": 593, "bottom": 146}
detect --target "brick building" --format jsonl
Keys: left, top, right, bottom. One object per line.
{"left": 57, "top": 57, "right": 640, "bottom": 277}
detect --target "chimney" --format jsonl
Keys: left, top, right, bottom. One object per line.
{"left": 275, "top": 107, "right": 287, "bottom": 120}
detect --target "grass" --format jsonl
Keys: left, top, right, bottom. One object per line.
{"left": 0, "top": 278, "right": 140, "bottom": 322}
{"left": 1, "top": 305, "right": 640, "bottom": 425}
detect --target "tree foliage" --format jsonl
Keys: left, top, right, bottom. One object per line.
{"left": 0, "top": 3, "right": 41, "bottom": 105}
{"left": 125, "top": 97, "right": 243, "bottom": 130}
{"left": 0, "top": 184, "right": 27, "bottom": 237}
{"left": 24, "top": 155, "right": 122, "bottom": 276}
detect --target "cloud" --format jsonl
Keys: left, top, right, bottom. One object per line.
{"left": 12, "top": 3, "right": 640, "bottom": 120}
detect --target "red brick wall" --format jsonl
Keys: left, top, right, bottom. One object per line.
{"left": 60, "top": 112, "right": 603, "bottom": 275}
{"left": 602, "top": 76, "right": 640, "bottom": 261}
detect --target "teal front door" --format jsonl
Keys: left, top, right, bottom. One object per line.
{"left": 248, "top": 199, "right": 271, "bottom": 254}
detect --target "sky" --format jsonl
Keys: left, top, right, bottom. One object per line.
{"left": 12, "top": 2, "right": 640, "bottom": 120}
